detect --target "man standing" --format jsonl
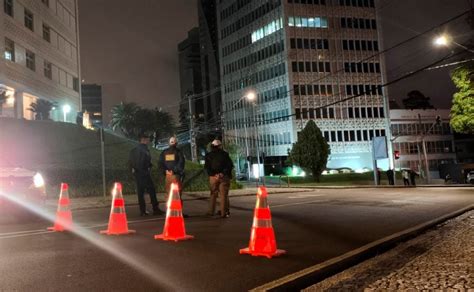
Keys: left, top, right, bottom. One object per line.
{"left": 205, "top": 139, "right": 233, "bottom": 218}
{"left": 128, "top": 133, "right": 163, "bottom": 216}
{"left": 158, "top": 136, "right": 186, "bottom": 212}
{"left": 402, "top": 170, "right": 410, "bottom": 186}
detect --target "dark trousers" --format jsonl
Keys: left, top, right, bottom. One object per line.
{"left": 208, "top": 175, "right": 231, "bottom": 216}
{"left": 135, "top": 174, "right": 159, "bottom": 213}
{"left": 403, "top": 178, "right": 410, "bottom": 186}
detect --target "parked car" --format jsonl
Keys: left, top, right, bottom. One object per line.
{"left": 466, "top": 171, "right": 474, "bottom": 184}
{"left": 0, "top": 166, "right": 46, "bottom": 217}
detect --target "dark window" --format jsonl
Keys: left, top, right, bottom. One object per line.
{"left": 348, "top": 107, "right": 354, "bottom": 118}
{"left": 4, "top": 0, "right": 13, "bottom": 16}
{"left": 292, "top": 62, "right": 298, "bottom": 72}
{"left": 25, "top": 9, "right": 34, "bottom": 31}
{"left": 26, "top": 50, "right": 35, "bottom": 71}
{"left": 44, "top": 61, "right": 52, "bottom": 79}
{"left": 41, "top": 0, "right": 49, "bottom": 7}
{"left": 42, "top": 24, "right": 51, "bottom": 42}
{"left": 290, "top": 38, "right": 296, "bottom": 49}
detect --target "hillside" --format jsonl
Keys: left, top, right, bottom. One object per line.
{"left": 0, "top": 118, "right": 210, "bottom": 197}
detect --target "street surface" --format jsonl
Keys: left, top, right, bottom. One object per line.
{"left": 0, "top": 187, "right": 473, "bottom": 291}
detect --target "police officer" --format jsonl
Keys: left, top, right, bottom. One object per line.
{"left": 205, "top": 139, "right": 233, "bottom": 218}
{"left": 158, "top": 136, "right": 187, "bottom": 216}
{"left": 128, "top": 133, "right": 163, "bottom": 216}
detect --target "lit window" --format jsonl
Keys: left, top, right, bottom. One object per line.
{"left": 4, "top": 38, "right": 15, "bottom": 61}
{"left": 24, "top": 9, "right": 34, "bottom": 31}
{"left": 26, "top": 50, "right": 35, "bottom": 71}
{"left": 4, "top": 0, "right": 13, "bottom": 16}
{"left": 251, "top": 18, "right": 283, "bottom": 43}
{"left": 44, "top": 61, "right": 52, "bottom": 79}
{"left": 43, "top": 23, "right": 51, "bottom": 42}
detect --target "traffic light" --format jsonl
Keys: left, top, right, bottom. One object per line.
{"left": 394, "top": 150, "right": 400, "bottom": 160}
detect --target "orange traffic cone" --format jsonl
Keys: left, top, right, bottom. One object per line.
{"left": 47, "top": 183, "right": 73, "bottom": 232}
{"left": 100, "top": 182, "right": 135, "bottom": 235}
{"left": 154, "top": 183, "right": 193, "bottom": 242}
{"left": 240, "top": 186, "right": 286, "bottom": 258}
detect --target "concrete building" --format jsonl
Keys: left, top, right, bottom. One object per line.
{"left": 198, "top": 0, "right": 222, "bottom": 132}
{"left": 0, "top": 0, "right": 81, "bottom": 122}
{"left": 217, "top": 0, "right": 391, "bottom": 174}
{"left": 178, "top": 27, "right": 202, "bottom": 130}
{"left": 390, "top": 109, "right": 456, "bottom": 179}
{"left": 81, "top": 83, "right": 101, "bottom": 126}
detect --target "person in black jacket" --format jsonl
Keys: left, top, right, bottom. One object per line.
{"left": 158, "top": 136, "right": 186, "bottom": 204}
{"left": 205, "top": 139, "right": 234, "bottom": 218}
{"left": 128, "top": 133, "right": 163, "bottom": 216}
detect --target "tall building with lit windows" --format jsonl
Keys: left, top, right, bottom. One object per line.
{"left": 217, "top": 0, "right": 392, "bottom": 174}
{"left": 0, "top": 0, "right": 81, "bottom": 122}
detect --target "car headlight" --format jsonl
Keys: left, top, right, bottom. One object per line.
{"left": 33, "top": 173, "right": 45, "bottom": 188}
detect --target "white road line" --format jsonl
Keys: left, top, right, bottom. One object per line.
{"left": 288, "top": 194, "right": 324, "bottom": 199}
{"left": 0, "top": 217, "right": 166, "bottom": 240}
{"left": 271, "top": 199, "right": 325, "bottom": 209}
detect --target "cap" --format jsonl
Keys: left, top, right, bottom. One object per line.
{"left": 211, "top": 139, "right": 222, "bottom": 146}
{"left": 169, "top": 136, "right": 178, "bottom": 145}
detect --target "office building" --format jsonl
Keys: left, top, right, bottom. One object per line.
{"left": 217, "top": 0, "right": 392, "bottom": 173}
{"left": 0, "top": 0, "right": 81, "bottom": 122}
{"left": 390, "top": 109, "right": 456, "bottom": 179}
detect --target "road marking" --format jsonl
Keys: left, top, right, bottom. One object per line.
{"left": 271, "top": 199, "right": 325, "bottom": 209}
{"left": 0, "top": 217, "right": 166, "bottom": 240}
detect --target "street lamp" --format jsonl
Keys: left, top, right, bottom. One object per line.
{"left": 433, "top": 34, "right": 474, "bottom": 54}
{"left": 62, "top": 104, "right": 71, "bottom": 122}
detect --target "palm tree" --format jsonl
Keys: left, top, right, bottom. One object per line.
{"left": 28, "top": 99, "right": 57, "bottom": 120}
{"left": 153, "top": 108, "right": 175, "bottom": 142}
{"left": 110, "top": 102, "right": 139, "bottom": 137}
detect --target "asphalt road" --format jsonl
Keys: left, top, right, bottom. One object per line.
{"left": 0, "top": 187, "right": 473, "bottom": 291}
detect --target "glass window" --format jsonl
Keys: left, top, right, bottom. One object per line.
{"left": 4, "top": 0, "right": 13, "bottom": 16}
{"left": 25, "top": 9, "right": 34, "bottom": 31}
{"left": 302, "top": 17, "right": 308, "bottom": 27}
{"left": 26, "top": 50, "right": 35, "bottom": 71}
{"left": 4, "top": 38, "right": 15, "bottom": 61}
{"left": 44, "top": 61, "right": 52, "bottom": 79}
{"left": 43, "top": 24, "right": 51, "bottom": 42}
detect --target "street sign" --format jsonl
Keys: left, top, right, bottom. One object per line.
{"left": 373, "top": 136, "right": 388, "bottom": 160}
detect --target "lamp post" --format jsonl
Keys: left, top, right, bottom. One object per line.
{"left": 246, "top": 91, "right": 265, "bottom": 185}
{"left": 62, "top": 104, "right": 71, "bottom": 122}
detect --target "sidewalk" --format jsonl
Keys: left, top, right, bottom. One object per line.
{"left": 45, "top": 187, "right": 312, "bottom": 211}
{"left": 304, "top": 210, "right": 474, "bottom": 291}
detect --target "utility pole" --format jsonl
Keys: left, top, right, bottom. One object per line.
{"left": 187, "top": 92, "right": 197, "bottom": 162}
{"left": 418, "top": 114, "right": 431, "bottom": 184}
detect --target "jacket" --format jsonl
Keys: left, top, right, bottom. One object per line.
{"left": 158, "top": 146, "right": 185, "bottom": 176}
{"left": 128, "top": 144, "right": 152, "bottom": 176}
{"left": 204, "top": 148, "right": 234, "bottom": 177}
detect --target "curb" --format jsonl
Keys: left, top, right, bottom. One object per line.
{"left": 251, "top": 204, "right": 474, "bottom": 292}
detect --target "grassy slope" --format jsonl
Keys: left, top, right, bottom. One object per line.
{"left": 0, "top": 118, "right": 214, "bottom": 197}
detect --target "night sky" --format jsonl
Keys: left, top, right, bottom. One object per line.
{"left": 79, "top": 0, "right": 472, "bottom": 115}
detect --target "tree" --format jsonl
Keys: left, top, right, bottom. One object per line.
{"left": 288, "top": 120, "right": 330, "bottom": 181}
{"left": 450, "top": 63, "right": 474, "bottom": 134}
{"left": 153, "top": 108, "right": 175, "bottom": 142}
{"left": 110, "top": 102, "right": 139, "bottom": 137}
{"left": 28, "top": 99, "right": 57, "bottom": 120}
{"left": 402, "top": 90, "right": 435, "bottom": 110}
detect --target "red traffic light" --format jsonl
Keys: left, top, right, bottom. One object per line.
{"left": 394, "top": 150, "right": 400, "bottom": 160}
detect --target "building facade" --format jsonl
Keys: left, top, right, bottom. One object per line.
{"left": 217, "top": 0, "right": 391, "bottom": 174}
{"left": 198, "top": 0, "right": 222, "bottom": 132}
{"left": 0, "top": 0, "right": 80, "bottom": 122}
{"left": 390, "top": 109, "right": 456, "bottom": 179}
{"left": 81, "top": 83, "right": 101, "bottom": 127}
{"left": 178, "top": 27, "right": 203, "bottom": 130}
